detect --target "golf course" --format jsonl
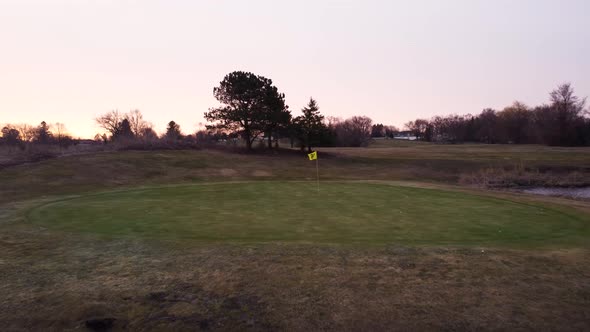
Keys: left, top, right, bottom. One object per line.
{"left": 26, "top": 182, "right": 589, "bottom": 246}
{"left": 1, "top": 143, "right": 590, "bottom": 330}
{"left": 3, "top": 1, "right": 590, "bottom": 329}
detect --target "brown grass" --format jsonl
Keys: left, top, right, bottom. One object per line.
{"left": 2, "top": 142, "right": 590, "bottom": 330}
{"left": 1, "top": 225, "right": 588, "bottom": 330}
{"left": 460, "top": 164, "right": 590, "bottom": 188}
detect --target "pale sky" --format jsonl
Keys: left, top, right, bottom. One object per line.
{"left": 1, "top": 0, "right": 589, "bottom": 138}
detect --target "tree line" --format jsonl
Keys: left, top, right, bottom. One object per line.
{"left": 3, "top": 74, "right": 588, "bottom": 151}
{"left": 94, "top": 109, "right": 184, "bottom": 143}
{"left": 92, "top": 71, "right": 377, "bottom": 151}
{"left": 404, "top": 83, "right": 589, "bottom": 146}
{"left": 0, "top": 121, "right": 74, "bottom": 148}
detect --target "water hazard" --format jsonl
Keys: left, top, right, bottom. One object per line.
{"left": 521, "top": 187, "right": 590, "bottom": 199}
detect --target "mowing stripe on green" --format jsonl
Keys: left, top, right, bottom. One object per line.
{"left": 27, "top": 182, "right": 590, "bottom": 247}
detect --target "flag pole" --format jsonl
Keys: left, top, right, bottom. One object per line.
{"left": 316, "top": 154, "right": 320, "bottom": 193}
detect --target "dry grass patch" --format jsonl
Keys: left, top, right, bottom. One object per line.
{"left": 1, "top": 229, "right": 589, "bottom": 331}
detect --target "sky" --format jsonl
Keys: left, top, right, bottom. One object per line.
{"left": 1, "top": 0, "right": 589, "bottom": 138}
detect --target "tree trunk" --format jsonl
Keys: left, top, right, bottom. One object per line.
{"left": 244, "top": 122, "right": 252, "bottom": 150}
{"left": 245, "top": 133, "right": 252, "bottom": 150}
{"left": 267, "top": 132, "right": 272, "bottom": 149}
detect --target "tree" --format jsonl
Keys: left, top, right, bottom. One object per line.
{"left": 405, "top": 119, "right": 430, "bottom": 140}
{"left": 1, "top": 125, "right": 20, "bottom": 146}
{"left": 549, "top": 83, "right": 587, "bottom": 146}
{"left": 126, "top": 109, "right": 151, "bottom": 138}
{"left": 476, "top": 109, "right": 498, "bottom": 143}
{"left": 165, "top": 121, "right": 183, "bottom": 140}
{"left": 293, "top": 98, "right": 325, "bottom": 152}
{"left": 15, "top": 124, "right": 35, "bottom": 142}
{"left": 398, "top": 83, "right": 590, "bottom": 146}
{"left": 96, "top": 110, "right": 152, "bottom": 141}
{"left": 334, "top": 116, "right": 373, "bottom": 147}
{"left": 54, "top": 122, "right": 73, "bottom": 148}
{"left": 113, "top": 119, "right": 134, "bottom": 140}
{"left": 260, "top": 88, "right": 290, "bottom": 149}
{"left": 55, "top": 122, "right": 65, "bottom": 140}
{"left": 205, "top": 71, "right": 285, "bottom": 150}
{"left": 371, "top": 124, "right": 385, "bottom": 137}
{"left": 35, "top": 121, "right": 52, "bottom": 144}
{"left": 140, "top": 127, "right": 159, "bottom": 141}
{"left": 384, "top": 125, "right": 399, "bottom": 138}
{"left": 93, "top": 133, "right": 103, "bottom": 143}
{"left": 96, "top": 110, "right": 123, "bottom": 137}
{"left": 498, "top": 102, "right": 530, "bottom": 144}
{"left": 430, "top": 114, "right": 470, "bottom": 143}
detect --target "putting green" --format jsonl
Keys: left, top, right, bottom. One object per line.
{"left": 27, "top": 182, "right": 590, "bottom": 246}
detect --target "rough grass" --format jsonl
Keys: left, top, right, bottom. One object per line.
{"left": 2, "top": 142, "right": 590, "bottom": 204}
{"left": 26, "top": 182, "right": 590, "bottom": 247}
{"left": 1, "top": 143, "right": 590, "bottom": 330}
{"left": 1, "top": 233, "right": 589, "bottom": 331}
{"left": 460, "top": 165, "right": 590, "bottom": 188}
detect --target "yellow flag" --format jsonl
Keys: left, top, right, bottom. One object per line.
{"left": 308, "top": 151, "right": 317, "bottom": 161}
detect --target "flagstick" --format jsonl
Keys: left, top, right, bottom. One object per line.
{"left": 316, "top": 156, "right": 320, "bottom": 193}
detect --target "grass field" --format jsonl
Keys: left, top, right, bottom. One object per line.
{"left": 27, "top": 182, "right": 590, "bottom": 247}
{"left": 1, "top": 142, "right": 590, "bottom": 330}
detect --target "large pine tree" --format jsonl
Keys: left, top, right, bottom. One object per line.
{"left": 204, "top": 71, "right": 289, "bottom": 150}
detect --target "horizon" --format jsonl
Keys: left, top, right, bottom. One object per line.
{"left": 1, "top": 0, "right": 589, "bottom": 139}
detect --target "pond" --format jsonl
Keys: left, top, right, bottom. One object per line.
{"left": 521, "top": 187, "right": 590, "bottom": 199}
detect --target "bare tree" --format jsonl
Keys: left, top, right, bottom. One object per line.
{"left": 325, "top": 116, "right": 342, "bottom": 128}
{"left": 549, "top": 83, "right": 587, "bottom": 146}
{"left": 550, "top": 83, "right": 586, "bottom": 114}
{"left": 55, "top": 123, "right": 65, "bottom": 140}
{"left": 54, "top": 122, "right": 73, "bottom": 148}
{"left": 335, "top": 116, "right": 373, "bottom": 147}
{"left": 126, "top": 109, "right": 151, "bottom": 138}
{"left": 405, "top": 119, "right": 430, "bottom": 140}
{"left": 95, "top": 110, "right": 122, "bottom": 136}
{"left": 384, "top": 125, "right": 399, "bottom": 138}
{"left": 15, "top": 123, "right": 35, "bottom": 142}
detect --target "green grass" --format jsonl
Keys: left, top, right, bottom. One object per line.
{"left": 27, "top": 182, "right": 590, "bottom": 247}
{"left": 3, "top": 149, "right": 590, "bottom": 330}
{"left": 3, "top": 144, "right": 590, "bottom": 204}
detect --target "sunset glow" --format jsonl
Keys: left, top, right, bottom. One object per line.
{"left": 1, "top": 0, "right": 589, "bottom": 138}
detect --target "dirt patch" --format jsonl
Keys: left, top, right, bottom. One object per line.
{"left": 252, "top": 170, "right": 272, "bottom": 177}
{"left": 219, "top": 168, "right": 238, "bottom": 176}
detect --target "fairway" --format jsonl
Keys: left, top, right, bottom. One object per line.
{"left": 28, "top": 182, "right": 589, "bottom": 246}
